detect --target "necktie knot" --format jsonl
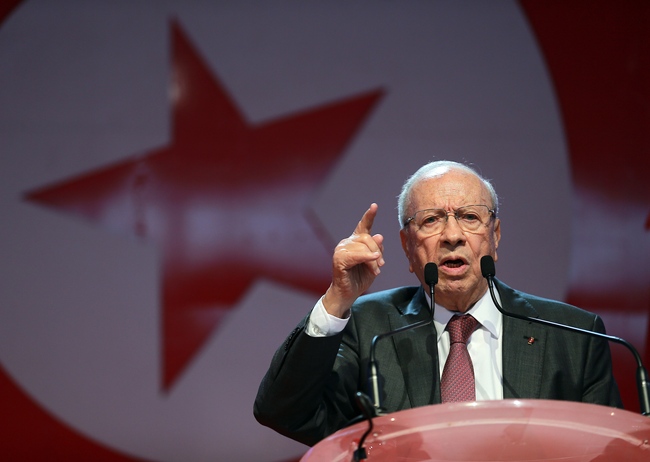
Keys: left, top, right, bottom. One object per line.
{"left": 446, "top": 314, "right": 478, "bottom": 344}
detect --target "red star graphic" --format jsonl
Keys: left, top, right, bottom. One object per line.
{"left": 25, "top": 19, "right": 383, "bottom": 390}
{"left": 521, "top": 1, "right": 650, "bottom": 410}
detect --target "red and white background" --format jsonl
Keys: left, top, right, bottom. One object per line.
{"left": 0, "top": 1, "right": 648, "bottom": 460}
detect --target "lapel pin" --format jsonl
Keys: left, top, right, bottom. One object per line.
{"left": 526, "top": 336, "right": 536, "bottom": 345}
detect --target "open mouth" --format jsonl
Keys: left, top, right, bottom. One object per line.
{"left": 440, "top": 257, "right": 468, "bottom": 270}
{"left": 442, "top": 259, "right": 465, "bottom": 268}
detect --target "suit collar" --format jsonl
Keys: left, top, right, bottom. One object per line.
{"left": 399, "top": 285, "right": 429, "bottom": 316}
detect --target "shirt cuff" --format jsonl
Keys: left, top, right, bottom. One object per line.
{"left": 305, "top": 296, "right": 350, "bottom": 337}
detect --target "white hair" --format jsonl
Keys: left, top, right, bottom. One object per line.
{"left": 397, "top": 160, "right": 499, "bottom": 227}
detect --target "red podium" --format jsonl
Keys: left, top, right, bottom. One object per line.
{"left": 301, "top": 400, "right": 650, "bottom": 461}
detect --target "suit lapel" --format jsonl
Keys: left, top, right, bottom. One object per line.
{"left": 388, "top": 287, "right": 440, "bottom": 408}
{"left": 496, "top": 280, "right": 547, "bottom": 400}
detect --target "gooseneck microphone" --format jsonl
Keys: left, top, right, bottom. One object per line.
{"left": 367, "top": 262, "right": 438, "bottom": 415}
{"left": 480, "top": 255, "right": 650, "bottom": 416}
{"left": 354, "top": 263, "right": 438, "bottom": 460}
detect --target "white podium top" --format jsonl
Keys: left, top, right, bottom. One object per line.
{"left": 302, "top": 399, "right": 650, "bottom": 461}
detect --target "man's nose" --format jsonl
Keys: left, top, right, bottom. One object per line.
{"left": 440, "top": 213, "right": 466, "bottom": 244}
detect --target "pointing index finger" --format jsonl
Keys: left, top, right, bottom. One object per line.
{"left": 354, "top": 203, "right": 378, "bottom": 236}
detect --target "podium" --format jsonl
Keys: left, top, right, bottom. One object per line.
{"left": 301, "top": 399, "right": 650, "bottom": 461}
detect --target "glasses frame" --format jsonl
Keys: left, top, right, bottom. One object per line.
{"left": 403, "top": 204, "right": 496, "bottom": 235}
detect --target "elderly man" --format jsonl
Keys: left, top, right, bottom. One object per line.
{"left": 254, "top": 160, "right": 621, "bottom": 446}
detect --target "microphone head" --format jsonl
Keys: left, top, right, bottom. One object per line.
{"left": 424, "top": 263, "right": 438, "bottom": 286}
{"left": 480, "top": 255, "right": 496, "bottom": 278}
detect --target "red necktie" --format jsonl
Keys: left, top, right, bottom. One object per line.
{"left": 441, "top": 315, "right": 479, "bottom": 403}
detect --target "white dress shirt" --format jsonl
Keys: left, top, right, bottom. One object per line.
{"left": 306, "top": 288, "right": 504, "bottom": 401}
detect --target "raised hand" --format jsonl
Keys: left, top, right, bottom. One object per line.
{"left": 322, "top": 203, "right": 385, "bottom": 318}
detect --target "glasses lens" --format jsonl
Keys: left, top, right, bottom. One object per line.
{"left": 455, "top": 206, "right": 488, "bottom": 232}
{"left": 414, "top": 209, "right": 447, "bottom": 234}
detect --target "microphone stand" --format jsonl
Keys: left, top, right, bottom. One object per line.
{"left": 480, "top": 255, "right": 650, "bottom": 416}
{"left": 352, "top": 263, "right": 438, "bottom": 461}
{"left": 367, "top": 262, "right": 438, "bottom": 414}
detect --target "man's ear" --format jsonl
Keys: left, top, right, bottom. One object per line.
{"left": 493, "top": 218, "right": 501, "bottom": 262}
{"left": 400, "top": 228, "right": 415, "bottom": 273}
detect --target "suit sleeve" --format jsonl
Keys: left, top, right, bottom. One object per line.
{"left": 253, "top": 313, "right": 364, "bottom": 446}
{"left": 582, "top": 314, "right": 623, "bottom": 408}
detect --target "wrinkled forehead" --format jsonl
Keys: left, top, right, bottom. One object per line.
{"left": 408, "top": 169, "right": 491, "bottom": 211}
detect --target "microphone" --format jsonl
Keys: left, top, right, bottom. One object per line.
{"left": 366, "top": 262, "right": 438, "bottom": 415}
{"left": 480, "top": 255, "right": 650, "bottom": 416}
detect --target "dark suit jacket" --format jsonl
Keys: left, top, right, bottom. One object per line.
{"left": 254, "top": 279, "right": 622, "bottom": 446}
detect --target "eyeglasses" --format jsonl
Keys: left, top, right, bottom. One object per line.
{"left": 403, "top": 205, "right": 496, "bottom": 236}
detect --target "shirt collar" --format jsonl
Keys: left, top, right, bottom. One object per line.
{"left": 431, "top": 288, "right": 502, "bottom": 342}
